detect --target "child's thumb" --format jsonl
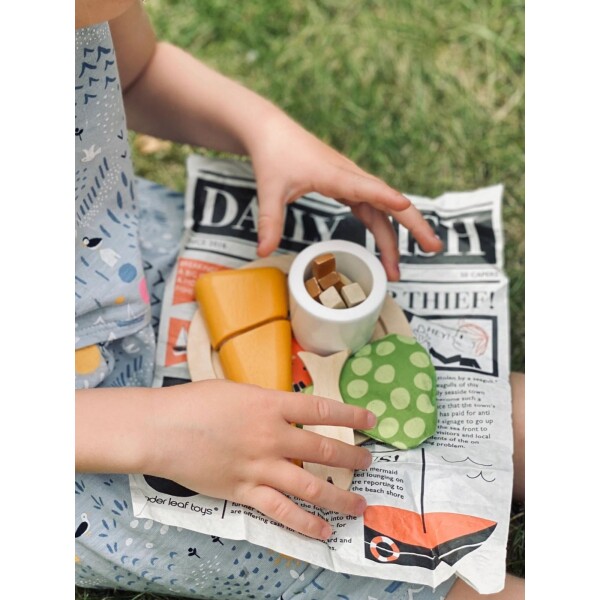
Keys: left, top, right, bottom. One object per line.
{"left": 256, "top": 189, "right": 286, "bottom": 257}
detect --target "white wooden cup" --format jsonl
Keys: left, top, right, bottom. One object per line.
{"left": 288, "top": 240, "right": 387, "bottom": 356}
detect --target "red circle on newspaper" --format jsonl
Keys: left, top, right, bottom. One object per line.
{"left": 369, "top": 535, "right": 401, "bottom": 562}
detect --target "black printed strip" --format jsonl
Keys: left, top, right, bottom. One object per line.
{"left": 195, "top": 169, "right": 256, "bottom": 184}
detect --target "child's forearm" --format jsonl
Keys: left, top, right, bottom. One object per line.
{"left": 120, "top": 40, "right": 286, "bottom": 156}
{"left": 76, "top": 0, "right": 137, "bottom": 29}
{"left": 75, "top": 387, "right": 158, "bottom": 475}
{"left": 108, "top": 1, "right": 278, "bottom": 154}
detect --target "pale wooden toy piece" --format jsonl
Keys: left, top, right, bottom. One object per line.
{"left": 298, "top": 349, "right": 355, "bottom": 490}
{"left": 317, "top": 270, "right": 344, "bottom": 293}
{"left": 187, "top": 305, "right": 219, "bottom": 382}
{"left": 311, "top": 253, "right": 336, "bottom": 279}
{"left": 370, "top": 320, "right": 386, "bottom": 341}
{"left": 377, "top": 294, "right": 413, "bottom": 338}
{"left": 187, "top": 303, "right": 225, "bottom": 381}
{"left": 304, "top": 277, "right": 322, "bottom": 300}
{"left": 319, "top": 286, "right": 345, "bottom": 309}
{"left": 340, "top": 282, "right": 367, "bottom": 308}
{"left": 338, "top": 272, "right": 352, "bottom": 286}
{"left": 239, "top": 254, "right": 294, "bottom": 273}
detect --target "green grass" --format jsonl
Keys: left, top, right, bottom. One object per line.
{"left": 133, "top": 0, "right": 524, "bottom": 372}
{"left": 77, "top": 1, "right": 524, "bottom": 597}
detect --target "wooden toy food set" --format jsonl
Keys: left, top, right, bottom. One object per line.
{"left": 187, "top": 248, "right": 437, "bottom": 490}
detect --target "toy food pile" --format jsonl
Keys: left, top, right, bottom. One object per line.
{"left": 305, "top": 252, "right": 367, "bottom": 309}
{"left": 194, "top": 259, "right": 438, "bottom": 455}
{"left": 194, "top": 267, "right": 292, "bottom": 391}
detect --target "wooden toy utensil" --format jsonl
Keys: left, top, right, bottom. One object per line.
{"left": 187, "top": 305, "right": 218, "bottom": 381}
{"left": 377, "top": 294, "right": 413, "bottom": 338}
{"left": 297, "top": 349, "right": 355, "bottom": 490}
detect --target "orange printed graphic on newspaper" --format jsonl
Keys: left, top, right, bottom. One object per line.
{"left": 292, "top": 338, "right": 312, "bottom": 393}
{"left": 172, "top": 258, "right": 229, "bottom": 305}
{"left": 363, "top": 505, "right": 496, "bottom": 569}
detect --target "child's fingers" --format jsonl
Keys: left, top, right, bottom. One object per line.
{"left": 243, "top": 484, "right": 334, "bottom": 540}
{"left": 327, "top": 164, "right": 442, "bottom": 255}
{"left": 255, "top": 182, "right": 286, "bottom": 257}
{"left": 322, "top": 168, "right": 411, "bottom": 214}
{"left": 282, "top": 426, "right": 372, "bottom": 471}
{"left": 351, "top": 203, "right": 400, "bottom": 281}
{"left": 281, "top": 394, "right": 376, "bottom": 431}
{"left": 264, "top": 461, "right": 367, "bottom": 518}
{"left": 390, "top": 203, "right": 443, "bottom": 254}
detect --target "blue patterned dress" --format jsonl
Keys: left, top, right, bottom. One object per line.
{"left": 74, "top": 22, "right": 456, "bottom": 600}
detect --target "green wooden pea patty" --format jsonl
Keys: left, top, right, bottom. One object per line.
{"left": 339, "top": 333, "right": 437, "bottom": 449}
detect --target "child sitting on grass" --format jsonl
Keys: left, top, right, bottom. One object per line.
{"left": 75, "top": 2, "right": 524, "bottom": 598}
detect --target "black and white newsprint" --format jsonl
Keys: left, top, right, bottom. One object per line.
{"left": 130, "top": 155, "right": 514, "bottom": 594}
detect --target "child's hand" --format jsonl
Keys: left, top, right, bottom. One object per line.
{"left": 247, "top": 113, "right": 443, "bottom": 280}
{"left": 107, "top": 4, "right": 442, "bottom": 280}
{"left": 146, "top": 379, "right": 375, "bottom": 540}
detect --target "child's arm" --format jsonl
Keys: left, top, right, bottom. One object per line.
{"left": 108, "top": 2, "right": 442, "bottom": 280}
{"left": 76, "top": 379, "right": 375, "bottom": 540}
{"left": 75, "top": 0, "right": 137, "bottom": 29}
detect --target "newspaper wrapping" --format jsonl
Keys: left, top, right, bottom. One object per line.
{"left": 129, "top": 155, "right": 514, "bottom": 594}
